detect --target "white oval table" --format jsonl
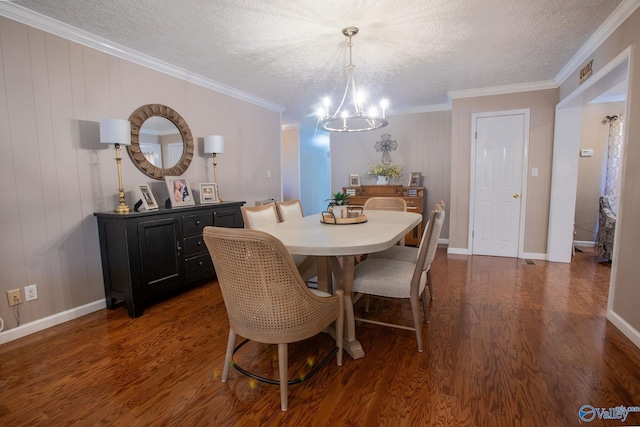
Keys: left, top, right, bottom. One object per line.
{"left": 255, "top": 210, "right": 422, "bottom": 359}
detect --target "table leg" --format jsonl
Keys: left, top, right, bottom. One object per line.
{"left": 316, "top": 256, "right": 331, "bottom": 294}
{"left": 329, "top": 255, "right": 364, "bottom": 359}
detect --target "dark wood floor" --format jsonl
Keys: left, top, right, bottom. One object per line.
{"left": 2, "top": 248, "right": 640, "bottom": 426}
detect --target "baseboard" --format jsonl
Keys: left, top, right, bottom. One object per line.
{"left": 574, "top": 240, "right": 596, "bottom": 247}
{"left": 447, "top": 247, "right": 470, "bottom": 255}
{"left": 607, "top": 309, "right": 640, "bottom": 350}
{"left": 520, "top": 252, "right": 547, "bottom": 260}
{"left": 0, "top": 299, "right": 106, "bottom": 345}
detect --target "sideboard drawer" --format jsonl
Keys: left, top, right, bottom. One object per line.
{"left": 186, "top": 253, "right": 214, "bottom": 278}
{"left": 184, "top": 235, "right": 207, "bottom": 257}
{"left": 183, "top": 213, "right": 214, "bottom": 236}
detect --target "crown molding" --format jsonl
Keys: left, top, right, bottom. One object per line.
{"left": 554, "top": 0, "right": 640, "bottom": 85}
{"left": 447, "top": 80, "right": 558, "bottom": 100}
{"left": 388, "top": 103, "right": 452, "bottom": 115}
{"left": 0, "top": 2, "right": 286, "bottom": 113}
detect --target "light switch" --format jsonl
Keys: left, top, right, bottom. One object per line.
{"left": 531, "top": 167, "right": 538, "bottom": 177}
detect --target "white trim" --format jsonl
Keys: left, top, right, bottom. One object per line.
{"left": 281, "top": 123, "right": 300, "bottom": 131}
{"left": 0, "top": 300, "right": 106, "bottom": 345}
{"left": 574, "top": 240, "right": 596, "bottom": 248}
{"left": 520, "top": 252, "right": 547, "bottom": 261}
{"left": 448, "top": 80, "right": 557, "bottom": 100}
{"left": 438, "top": 238, "right": 449, "bottom": 246}
{"left": 468, "top": 109, "right": 531, "bottom": 258}
{"left": 555, "top": 0, "right": 640, "bottom": 86}
{"left": 0, "top": 2, "right": 285, "bottom": 113}
{"left": 447, "top": 247, "right": 471, "bottom": 255}
{"left": 607, "top": 310, "right": 640, "bottom": 350}
{"left": 388, "top": 104, "right": 452, "bottom": 115}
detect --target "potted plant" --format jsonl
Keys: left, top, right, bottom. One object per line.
{"left": 325, "top": 191, "right": 350, "bottom": 218}
{"left": 367, "top": 162, "right": 402, "bottom": 184}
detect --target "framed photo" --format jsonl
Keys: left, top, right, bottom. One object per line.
{"left": 136, "top": 184, "right": 159, "bottom": 210}
{"left": 408, "top": 172, "right": 422, "bottom": 187}
{"left": 199, "top": 183, "right": 219, "bottom": 204}
{"left": 164, "top": 176, "right": 195, "bottom": 208}
{"left": 349, "top": 173, "right": 361, "bottom": 187}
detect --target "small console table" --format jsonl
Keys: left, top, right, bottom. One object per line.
{"left": 94, "top": 201, "right": 244, "bottom": 317}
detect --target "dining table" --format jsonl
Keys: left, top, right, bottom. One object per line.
{"left": 254, "top": 209, "right": 422, "bottom": 359}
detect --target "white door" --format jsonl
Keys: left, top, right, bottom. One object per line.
{"left": 472, "top": 113, "right": 526, "bottom": 257}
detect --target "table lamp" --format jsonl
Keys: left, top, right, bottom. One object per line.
{"left": 204, "top": 135, "right": 224, "bottom": 202}
{"left": 100, "top": 118, "right": 132, "bottom": 214}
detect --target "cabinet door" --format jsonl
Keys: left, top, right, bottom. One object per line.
{"left": 214, "top": 208, "right": 242, "bottom": 228}
{"left": 137, "top": 217, "right": 184, "bottom": 292}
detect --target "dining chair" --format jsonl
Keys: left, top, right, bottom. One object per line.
{"left": 352, "top": 202, "right": 445, "bottom": 352}
{"left": 363, "top": 197, "right": 407, "bottom": 246}
{"left": 241, "top": 203, "right": 279, "bottom": 229}
{"left": 203, "top": 227, "right": 344, "bottom": 411}
{"left": 241, "top": 202, "right": 316, "bottom": 283}
{"left": 363, "top": 196, "right": 407, "bottom": 212}
{"left": 276, "top": 199, "right": 304, "bottom": 222}
{"left": 367, "top": 201, "right": 446, "bottom": 300}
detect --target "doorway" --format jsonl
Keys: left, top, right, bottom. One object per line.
{"left": 469, "top": 109, "right": 530, "bottom": 257}
{"left": 547, "top": 47, "right": 630, "bottom": 263}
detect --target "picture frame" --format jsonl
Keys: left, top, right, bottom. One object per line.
{"left": 164, "top": 176, "right": 195, "bottom": 208}
{"left": 199, "top": 183, "right": 219, "bottom": 204}
{"left": 408, "top": 172, "right": 422, "bottom": 187}
{"left": 136, "top": 184, "right": 159, "bottom": 211}
{"left": 349, "top": 173, "right": 361, "bottom": 187}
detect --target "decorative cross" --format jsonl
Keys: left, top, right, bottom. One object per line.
{"left": 374, "top": 133, "right": 397, "bottom": 165}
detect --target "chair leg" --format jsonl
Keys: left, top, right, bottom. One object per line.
{"left": 427, "top": 270, "right": 434, "bottom": 300}
{"left": 364, "top": 295, "right": 370, "bottom": 312}
{"left": 421, "top": 291, "right": 430, "bottom": 323}
{"left": 410, "top": 297, "right": 423, "bottom": 352}
{"left": 278, "top": 343, "right": 288, "bottom": 411}
{"left": 336, "top": 312, "right": 344, "bottom": 367}
{"left": 222, "top": 329, "right": 236, "bottom": 382}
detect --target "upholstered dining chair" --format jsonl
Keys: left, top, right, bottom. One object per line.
{"left": 367, "top": 201, "right": 446, "bottom": 300}
{"left": 276, "top": 199, "right": 304, "bottom": 222}
{"left": 363, "top": 197, "right": 407, "bottom": 246}
{"left": 241, "top": 203, "right": 316, "bottom": 283}
{"left": 241, "top": 203, "right": 279, "bottom": 229}
{"left": 352, "top": 202, "right": 445, "bottom": 352}
{"left": 203, "top": 227, "right": 344, "bottom": 411}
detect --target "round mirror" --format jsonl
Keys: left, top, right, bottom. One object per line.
{"left": 127, "top": 104, "right": 194, "bottom": 179}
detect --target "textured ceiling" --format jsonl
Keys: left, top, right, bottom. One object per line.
{"left": 10, "top": 0, "right": 624, "bottom": 126}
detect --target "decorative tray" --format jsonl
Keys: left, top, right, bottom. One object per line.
{"left": 320, "top": 212, "right": 367, "bottom": 225}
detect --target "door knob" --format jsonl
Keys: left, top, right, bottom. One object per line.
{"left": 513, "top": 193, "right": 520, "bottom": 198}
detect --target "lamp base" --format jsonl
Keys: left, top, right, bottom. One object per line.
{"left": 114, "top": 203, "right": 131, "bottom": 214}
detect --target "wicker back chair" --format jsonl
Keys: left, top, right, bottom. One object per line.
{"left": 363, "top": 197, "right": 407, "bottom": 212}
{"left": 203, "top": 227, "right": 343, "bottom": 411}
{"left": 241, "top": 203, "right": 279, "bottom": 229}
{"left": 276, "top": 199, "right": 304, "bottom": 222}
{"left": 352, "top": 202, "right": 445, "bottom": 351}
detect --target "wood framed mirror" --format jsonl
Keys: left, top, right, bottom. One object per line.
{"left": 127, "top": 104, "right": 194, "bottom": 179}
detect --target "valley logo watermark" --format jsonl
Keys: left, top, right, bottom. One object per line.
{"left": 579, "top": 404, "right": 640, "bottom": 423}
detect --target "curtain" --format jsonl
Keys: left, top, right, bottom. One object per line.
{"left": 604, "top": 114, "right": 624, "bottom": 198}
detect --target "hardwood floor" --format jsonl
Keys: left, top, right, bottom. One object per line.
{"left": 1, "top": 248, "right": 640, "bottom": 426}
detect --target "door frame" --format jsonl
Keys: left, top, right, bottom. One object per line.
{"left": 468, "top": 109, "right": 531, "bottom": 257}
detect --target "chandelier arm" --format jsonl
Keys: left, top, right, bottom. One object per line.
{"left": 330, "top": 69, "right": 352, "bottom": 119}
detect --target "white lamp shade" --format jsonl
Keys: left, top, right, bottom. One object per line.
{"left": 100, "top": 118, "right": 131, "bottom": 146}
{"left": 204, "top": 135, "right": 224, "bottom": 154}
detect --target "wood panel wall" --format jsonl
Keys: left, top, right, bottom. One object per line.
{"left": 449, "top": 89, "right": 558, "bottom": 255}
{"left": 0, "top": 16, "right": 282, "bottom": 331}
{"left": 329, "top": 110, "right": 452, "bottom": 239}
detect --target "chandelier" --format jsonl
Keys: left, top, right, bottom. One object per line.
{"left": 317, "top": 26, "right": 388, "bottom": 132}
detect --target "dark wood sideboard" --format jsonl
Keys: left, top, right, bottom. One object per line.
{"left": 343, "top": 185, "right": 426, "bottom": 246}
{"left": 94, "top": 201, "right": 244, "bottom": 317}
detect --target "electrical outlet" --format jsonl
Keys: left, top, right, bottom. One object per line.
{"left": 25, "top": 284, "right": 38, "bottom": 301}
{"left": 7, "top": 289, "right": 22, "bottom": 306}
